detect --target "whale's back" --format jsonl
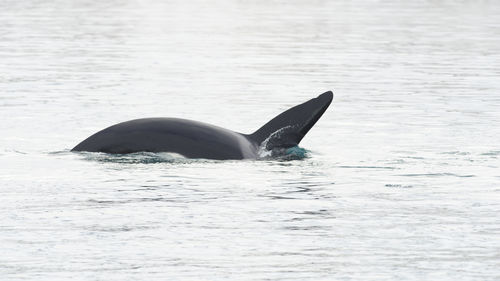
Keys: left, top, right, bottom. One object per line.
{"left": 72, "top": 118, "right": 256, "bottom": 160}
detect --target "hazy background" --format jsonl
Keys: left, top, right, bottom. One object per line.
{"left": 1, "top": 0, "right": 499, "bottom": 280}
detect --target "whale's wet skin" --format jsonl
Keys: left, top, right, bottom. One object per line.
{"left": 72, "top": 91, "right": 333, "bottom": 160}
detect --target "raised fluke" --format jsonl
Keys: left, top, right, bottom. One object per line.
{"left": 248, "top": 91, "right": 333, "bottom": 150}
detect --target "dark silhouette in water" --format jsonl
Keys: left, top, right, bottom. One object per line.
{"left": 72, "top": 91, "right": 333, "bottom": 160}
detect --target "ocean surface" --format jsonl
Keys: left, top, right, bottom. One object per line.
{"left": 1, "top": 0, "right": 499, "bottom": 280}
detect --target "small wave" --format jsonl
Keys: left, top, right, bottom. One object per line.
{"left": 481, "top": 150, "right": 500, "bottom": 156}
{"left": 257, "top": 146, "right": 309, "bottom": 161}
{"left": 48, "top": 150, "right": 72, "bottom": 155}
{"left": 339, "top": 165, "right": 397, "bottom": 170}
{"left": 3, "top": 149, "right": 28, "bottom": 155}
{"left": 87, "top": 197, "right": 176, "bottom": 205}
{"left": 398, "top": 172, "right": 475, "bottom": 178}
{"left": 440, "top": 151, "right": 471, "bottom": 156}
{"left": 74, "top": 151, "right": 193, "bottom": 164}
{"left": 385, "top": 184, "right": 414, "bottom": 188}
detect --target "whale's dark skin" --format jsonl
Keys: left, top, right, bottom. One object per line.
{"left": 72, "top": 91, "right": 333, "bottom": 160}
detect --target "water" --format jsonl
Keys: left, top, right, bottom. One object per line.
{"left": 1, "top": 0, "right": 499, "bottom": 280}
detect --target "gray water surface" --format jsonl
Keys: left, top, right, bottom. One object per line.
{"left": 1, "top": 0, "right": 500, "bottom": 280}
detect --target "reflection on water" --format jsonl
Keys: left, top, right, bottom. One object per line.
{"left": 1, "top": 0, "right": 500, "bottom": 280}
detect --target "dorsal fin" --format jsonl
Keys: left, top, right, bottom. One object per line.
{"left": 248, "top": 91, "right": 333, "bottom": 149}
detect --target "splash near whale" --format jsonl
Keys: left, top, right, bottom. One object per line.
{"left": 72, "top": 91, "right": 333, "bottom": 160}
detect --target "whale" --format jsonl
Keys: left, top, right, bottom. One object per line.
{"left": 71, "top": 91, "right": 333, "bottom": 160}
